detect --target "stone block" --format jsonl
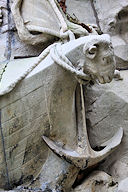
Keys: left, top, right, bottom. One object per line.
{"left": 85, "top": 71, "right": 128, "bottom": 181}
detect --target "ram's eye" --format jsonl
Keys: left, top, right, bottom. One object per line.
{"left": 88, "top": 45, "right": 97, "bottom": 55}
{"left": 88, "top": 50, "right": 95, "bottom": 55}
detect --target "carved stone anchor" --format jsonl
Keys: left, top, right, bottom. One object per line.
{"left": 43, "top": 83, "right": 123, "bottom": 169}
{"left": 42, "top": 35, "right": 123, "bottom": 170}
{"left": 43, "top": 128, "right": 123, "bottom": 169}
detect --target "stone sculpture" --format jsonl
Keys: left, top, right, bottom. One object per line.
{"left": 11, "top": 0, "right": 90, "bottom": 45}
{"left": 0, "top": 36, "right": 123, "bottom": 192}
{"left": 43, "top": 35, "right": 122, "bottom": 170}
{"left": 0, "top": 0, "right": 126, "bottom": 191}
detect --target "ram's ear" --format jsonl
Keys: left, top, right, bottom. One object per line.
{"left": 83, "top": 44, "right": 98, "bottom": 59}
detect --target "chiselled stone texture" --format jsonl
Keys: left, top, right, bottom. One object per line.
{"left": 0, "top": 1, "right": 8, "bottom": 63}
{"left": 85, "top": 71, "right": 128, "bottom": 181}
{"left": 93, "top": 0, "right": 128, "bottom": 69}
{"left": 0, "top": 0, "right": 56, "bottom": 62}
{"left": 0, "top": 0, "right": 128, "bottom": 191}
{"left": 67, "top": 0, "right": 128, "bottom": 69}
{"left": 10, "top": 33, "right": 55, "bottom": 59}
{"left": 66, "top": 0, "right": 96, "bottom": 25}
{"left": 0, "top": 35, "right": 121, "bottom": 191}
{"left": 117, "top": 178, "right": 128, "bottom": 192}
{"left": 73, "top": 171, "right": 118, "bottom": 192}
{"left": 0, "top": 54, "right": 79, "bottom": 190}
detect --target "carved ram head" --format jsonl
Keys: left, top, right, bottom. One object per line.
{"left": 82, "top": 35, "right": 116, "bottom": 84}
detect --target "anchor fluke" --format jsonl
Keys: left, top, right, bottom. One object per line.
{"left": 43, "top": 127, "right": 123, "bottom": 170}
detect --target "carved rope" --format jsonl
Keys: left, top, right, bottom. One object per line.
{"left": 50, "top": 43, "right": 91, "bottom": 81}
{"left": 0, "top": 41, "right": 91, "bottom": 96}
{"left": 11, "top": 0, "right": 75, "bottom": 44}
{"left": 0, "top": 43, "right": 57, "bottom": 95}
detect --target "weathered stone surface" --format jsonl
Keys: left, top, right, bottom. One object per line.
{"left": 10, "top": 32, "right": 55, "bottom": 59}
{"left": 0, "top": 0, "right": 128, "bottom": 191}
{"left": 85, "top": 70, "right": 128, "bottom": 181}
{"left": 21, "top": 0, "right": 60, "bottom": 34}
{"left": 93, "top": 0, "right": 128, "bottom": 34}
{"left": 66, "top": 0, "right": 96, "bottom": 25}
{"left": 0, "top": 0, "right": 57, "bottom": 60}
{"left": 29, "top": 151, "right": 79, "bottom": 192}
{"left": 0, "top": 3, "right": 8, "bottom": 63}
{"left": 0, "top": 33, "right": 7, "bottom": 63}
{"left": 11, "top": 0, "right": 62, "bottom": 46}
{"left": 0, "top": 40, "right": 79, "bottom": 189}
{"left": 0, "top": 58, "right": 79, "bottom": 190}
{"left": 73, "top": 171, "right": 117, "bottom": 192}
{"left": 118, "top": 178, "right": 128, "bottom": 192}
{"left": 93, "top": 0, "right": 128, "bottom": 69}
{"left": 0, "top": 35, "right": 120, "bottom": 191}
{"left": 114, "top": 45, "right": 128, "bottom": 69}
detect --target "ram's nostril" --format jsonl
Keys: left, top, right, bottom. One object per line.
{"left": 97, "top": 76, "right": 105, "bottom": 84}
{"left": 104, "top": 76, "right": 111, "bottom": 83}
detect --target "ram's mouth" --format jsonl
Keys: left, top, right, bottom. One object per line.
{"left": 97, "top": 75, "right": 113, "bottom": 84}
{"left": 90, "top": 73, "right": 114, "bottom": 84}
{"left": 84, "top": 66, "right": 115, "bottom": 84}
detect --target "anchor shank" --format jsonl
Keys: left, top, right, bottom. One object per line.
{"left": 76, "top": 83, "right": 90, "bottom": 151}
